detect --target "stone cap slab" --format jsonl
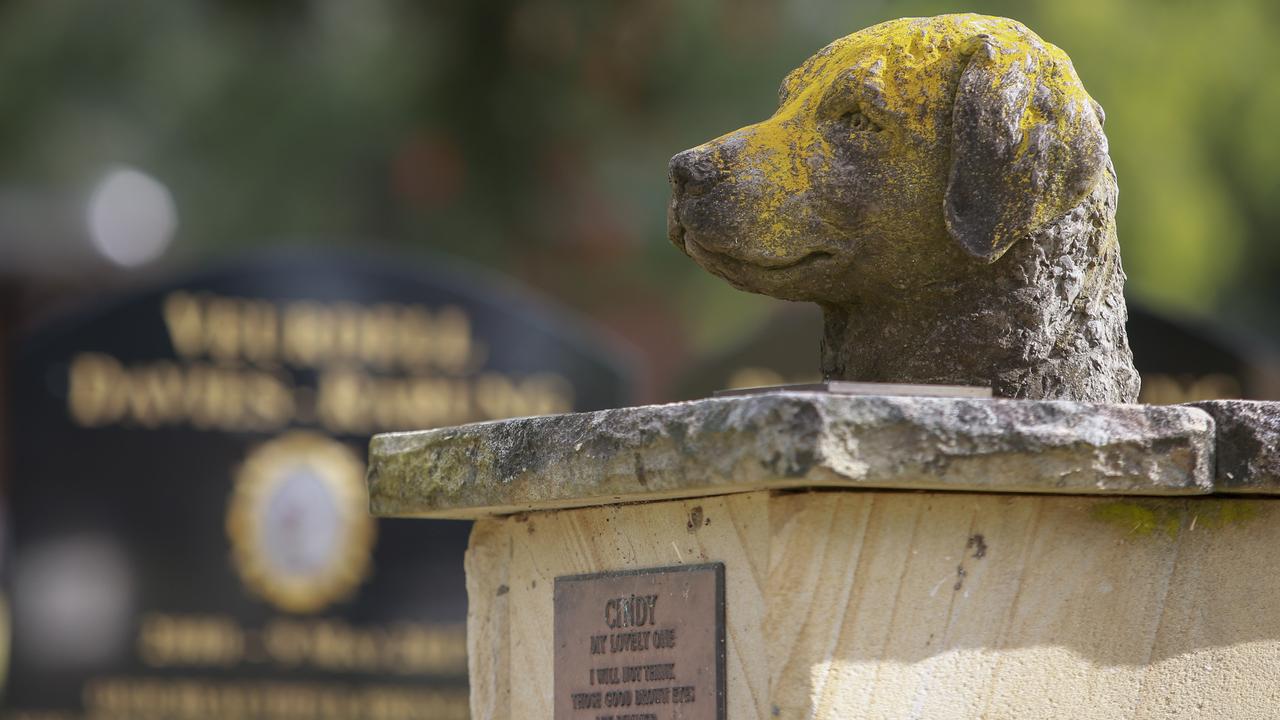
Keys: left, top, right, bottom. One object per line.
{"left": 367, "top": 393, "right": 1215, "bottom": 519}
{"left": 1191, "top": 400, "right": 1280, "bottom": 493}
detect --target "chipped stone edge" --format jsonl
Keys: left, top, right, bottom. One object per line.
{"left": 1189, "top": 400, "right": 1280, "bottom": 495}
{"left": 367, "top": 394, "right": 1218, "bottom": 520}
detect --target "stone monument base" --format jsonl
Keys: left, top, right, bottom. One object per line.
{"left": 467, "top": 490, "right": 1277, "bottom": 719}
{"left": 369, "top": 394, "right": 1280, "bottom": 719}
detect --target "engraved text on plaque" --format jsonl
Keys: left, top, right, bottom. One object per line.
{"left": 554, "top": 563, "right": 725, "bottom": 720}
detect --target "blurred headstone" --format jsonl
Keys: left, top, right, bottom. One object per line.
{"left": 1125, "top": 304, "right": 1275, "bottom": 404}
{"left": 5, "top": 247, "right": 634, "bottom": 718}
{"left": 675, "top": 299, "right": 824, "bottom": 397}
{"left": 672, "top": 303, "right": 823, "bottom": 401}
{"left": 674, "top": 301, "right": 1275, "bottom": 403}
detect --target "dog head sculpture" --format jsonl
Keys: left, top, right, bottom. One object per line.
{"left": 668, "top": 14, "right": 1140, "bottom": 402}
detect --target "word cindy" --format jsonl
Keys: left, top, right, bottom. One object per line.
{"left": 604, "top": 595, "right": 657, "bottom": 629}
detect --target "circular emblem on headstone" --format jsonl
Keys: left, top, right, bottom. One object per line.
{"left": 226, "top": 432, "right": 376, "bottom": 614}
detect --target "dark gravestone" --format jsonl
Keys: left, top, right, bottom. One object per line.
{"left": 1125, "top": 304, "right": 1271, "bottom": 404}
{"left": 673, "top": 303, "right": 824, "bottom": 400}
{"left": 5, "top": 247, "right": 634, "bottom": 718}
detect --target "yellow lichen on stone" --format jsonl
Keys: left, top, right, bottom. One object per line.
{"left": 1191, "top": 500, "right": 1260, "bottom": 530}
{"left": 691, "top": 14, "right": 1102, "bottom": 258}
{"left": 1092, "top": 501, "right": 1185, "bottom": 539}
{"left": 667, "top": 13, "right": 1135, "bottom": 400}
{"left": 1091, "top": 499, "right": 1260, "bottom": 539}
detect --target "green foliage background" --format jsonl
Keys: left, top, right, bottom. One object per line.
{"left": 3, "top": 0, "right": 1278, "bottom": 393}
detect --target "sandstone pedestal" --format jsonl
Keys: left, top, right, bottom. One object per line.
{"left": 368, "top": 393, "right": 1280, "bottom": 720}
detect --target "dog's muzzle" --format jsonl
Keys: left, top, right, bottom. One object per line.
{"left": 667, "top": 147, "right": 729, "bottom": 255}
{"left": 668, "top": 149, "right": 721, "bottom": 198}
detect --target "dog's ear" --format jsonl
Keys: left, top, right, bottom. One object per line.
{"left": 944, "top": 35, "right": 1108, "bottom": 263}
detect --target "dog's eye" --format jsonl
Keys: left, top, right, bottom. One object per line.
{"left": 840, "top": 110, "right": 881, "bottom": 133}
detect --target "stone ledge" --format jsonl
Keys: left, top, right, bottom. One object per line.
{"left": 367, "top": 393, "right": 1215, "bottom": 519}
{"left": 1190, "top": 400, "right": 1280, "bottom": 493}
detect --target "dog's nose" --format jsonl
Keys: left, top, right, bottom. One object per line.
{"left": 668, "top": 149, "right": 718, "bottom": 196}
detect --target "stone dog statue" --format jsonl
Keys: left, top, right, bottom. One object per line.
{"left": 667, "top": 14, "right": 1140, "bottom": 402}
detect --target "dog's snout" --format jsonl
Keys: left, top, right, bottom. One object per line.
{"left": 669, "top": 149, "right": 719, "bottom": 196}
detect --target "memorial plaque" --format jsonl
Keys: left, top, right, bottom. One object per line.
{"left": 554, "top": 563, "right": 725, "bottom": 720}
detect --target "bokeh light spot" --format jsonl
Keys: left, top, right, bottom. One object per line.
{"left": 86, "top": 166, "right": 178, "bottom": 267}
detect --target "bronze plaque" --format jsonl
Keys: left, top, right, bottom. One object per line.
{"left": 554, "top": 563, "right": 726, "bottom": 720}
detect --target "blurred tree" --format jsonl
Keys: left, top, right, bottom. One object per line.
{"left": 1, "top": 0, "right": 1279, "bottom": 395}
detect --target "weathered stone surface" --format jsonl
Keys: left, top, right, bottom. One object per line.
{"left": 368, "top": 393, "right": 1214, "bottom": 519}
{"left": 667, "top": 14, "right": 1139, "bottom": 402}
{"left": 1191, "top": 400, "right": 1280, "bottom": 493}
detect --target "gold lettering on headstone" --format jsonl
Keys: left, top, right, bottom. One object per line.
{"left": 67, "top": 292, "right": 575, "bottom": 433}
{"left": 68, "top": 354, "right": 295, "bottom": 431}
{"left": 135, "top": 612, "right": 468, "bottom": 675}
{"left": 82, "top": 676, "right": 469, "bottom": 720}
{"left": 1139, "top": 372, "right": 1243, "bottom": 404}
{"left": 162, "top": 291, "right": 485, "bottom": 371}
